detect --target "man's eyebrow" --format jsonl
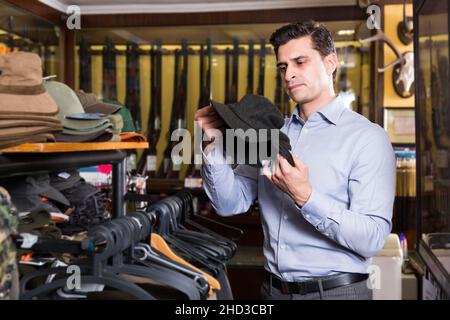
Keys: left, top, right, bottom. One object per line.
{"left": 277, "top": 55, "right": 309, "bottom": 67}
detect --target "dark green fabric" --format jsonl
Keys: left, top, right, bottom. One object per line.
{"left": 102, "top": 99, "right": 136, "bottom": 133}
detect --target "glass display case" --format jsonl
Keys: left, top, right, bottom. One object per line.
{"left": 0, "top": 0, "right": 63, "bottom": 78}
{"left": 414, "top": 0, "right": 450, "bottom": 299}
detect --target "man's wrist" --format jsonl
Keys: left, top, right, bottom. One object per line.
{"left": 202, "top": 140, "right": 217, "bottom": 156}
{"left": 294, "top": 184, "right": 312, "bottom": 207}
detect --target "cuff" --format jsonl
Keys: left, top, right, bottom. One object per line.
{"left": 297, "top": 188, "right": 336, "bottom": 227}
{"left": 202, "top": 142, "right": 227, "bottom": 166}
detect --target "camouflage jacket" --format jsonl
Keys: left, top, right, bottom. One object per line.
{"left": 0, "top": 186, "right": 18, "bottom": 299}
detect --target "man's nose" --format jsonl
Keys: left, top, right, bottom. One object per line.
{"left": 284, "top": 66, "right": 296, "bottom": 82}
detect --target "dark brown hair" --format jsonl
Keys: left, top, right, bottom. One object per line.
{"left": 269, "top": 20, "right": 337, "bottom": 82}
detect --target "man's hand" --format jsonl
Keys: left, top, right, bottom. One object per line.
{"left": 262, "top": 153, "right": 312, "bottom": 207}
{"left": 194, "top": 106, "right": 226, "bottom": 152}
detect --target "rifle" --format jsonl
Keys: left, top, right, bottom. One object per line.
{"left": 338, "top": 46, "right": 349, "bottom": 93}
{"left": 137, "top": 41, "right": 162, "bottom": 177}
{"left": 186, "top": 40, "right": 212, "bottom": 180}
{"left": 124, "top": 42, "right": 141, "bottom": 174}
{"left": 229, "top": 38, "right": 239, "bottom": 103}
{"left": 356, "top": 46, "right": 365, "bottom": 115}
{"left": 79, "top": 36, "right": 92, "bottom": 93}
{"left": 102, "top": 36, "right": 117, "bottom": 100}
{"left": 125, "top": 41, "right": 141, "bottom": 133}
{"left": 166, "top": 40, "right": 189, "bottom": 179}
{"left": 224, "top": 47, "right": 231, "bottom": 104}
{"left": 246, "top": 40, "right": 254, "bottom": 94}
{"left": 6, "top": 16, "right": 14, "bottom": 52}
{"left": 257, "top": 39, "right": 266, "bottom": 96}
{"left": 43, "top": 45, "right": 52, "bottom": 77}
{"left": 157, "top": 49, "right": 180, "bottom": 178}
{"left": 274, "top": 68, "right": 290, "bottom": 119}
{"left": 157, "top": 41, "right": 189, "bottom": 179}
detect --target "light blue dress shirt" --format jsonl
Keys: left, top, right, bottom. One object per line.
{"left": 201, "top": 95, "right": 396, "bottom": 281}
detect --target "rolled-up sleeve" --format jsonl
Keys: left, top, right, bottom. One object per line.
{"left": 299, "top": 127, "right": 396, "bottom": 258}
{"left": 201, "top": 145, "right": 258, "bottom": 216}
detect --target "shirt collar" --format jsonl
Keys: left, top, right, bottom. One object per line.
{"left": 290, "top": 94, "right": 347, "bottom": 126}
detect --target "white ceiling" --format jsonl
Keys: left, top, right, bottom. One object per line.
{"left": 39, "top": 0, "right": 357, "bottom": 14}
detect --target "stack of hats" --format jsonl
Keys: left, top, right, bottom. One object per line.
{"left": 49, "top": 169, "right": 110, "bottom": 235}
{"left": 76, "top": 90, "right": 123, "bottom": 142}
{"left": 0, "top": 52, "right": 63, "bottom": 149}
{"left": 2, "top": 170, "right": 110, "bottom": 236}
{"left": 43, "top": 81, "right": 114, "bottom": 142}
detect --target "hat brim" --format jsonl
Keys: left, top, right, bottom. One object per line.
{"left": 39, "top": 186, "right": 70, "bottom": 207}
{"left": 85, "top": 102, "right": 121, "bottom": 115}
{"left": 0, "top": 114, "right": 61, "bottom": 123}
{"left": 0, "top": 119, "right": 63, "bottom": 129}
{"left": 211, "top": 100, "right": 252, "bottom": 131}
{"left": 62, "top": 122, "right": 113, "bottom": 136}
{"left": 0, "top": 91, "right": 58, "bottom": 116}
{"left": 62, "top": 118, "right": 111, "bottom": 130}
{"left": 0, "top": 125, "right": 62, "bottom": 141}
{"left": 55, "top": 130, "right": 113, "bottom": 142}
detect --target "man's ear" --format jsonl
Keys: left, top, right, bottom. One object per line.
{"left": 324, "top": 52, "right": 338, "bottom": 78}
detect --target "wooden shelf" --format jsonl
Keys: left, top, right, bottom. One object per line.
{"left": 0, "top": 141, "right": 149, "bottom": 153}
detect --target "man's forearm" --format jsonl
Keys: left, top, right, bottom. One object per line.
{"left": 297, "top": 188, "right": 392, "bottom": 258}
{"left": 201, "top": 144, "right": 257, "bottom": 216}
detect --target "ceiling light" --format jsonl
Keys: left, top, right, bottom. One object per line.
{"left": 337, "top": 30, "right": 355, "bottom": 36}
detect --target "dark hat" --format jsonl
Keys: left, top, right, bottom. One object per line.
{"left": 76, "top": 90, "right": 121, "bottom": 115}
{"left": 49, "top": 169, "right": 83, "bottom": 191}
{"left": 54, "top": 129, "right": 113, "bottom": 143}
{"left": 2, "top": 173, "right": 70, "bottom": 212}
{"left": 211, "top": 94, "right": 295, "bottom": 167}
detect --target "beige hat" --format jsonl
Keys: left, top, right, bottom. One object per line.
{"left": 0, "top": 52, "right": 59, "bottom": 116}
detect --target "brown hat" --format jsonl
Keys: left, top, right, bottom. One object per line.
{"left": 0, "top": 52, "right": 59, "bottom": 116}
{"left": 76, "top": 90, "right": 121, "bottom": 115}
{"left": 0, "top": 119, "right": 63, "bottom": 129}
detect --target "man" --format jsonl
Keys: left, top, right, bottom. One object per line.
{"left": 194, "top": 21, "right": 395, "bottom": 300}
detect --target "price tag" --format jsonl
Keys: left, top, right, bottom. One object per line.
{"left": 146, "top": 155, "right": 157, "bottom": 171}
{"left": 127, "top": 154, "right": 137, "bottom": 171}
{"left": 184, "top": 178, "right": 203, "bottom": 188}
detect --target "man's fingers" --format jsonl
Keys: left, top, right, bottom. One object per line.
{"left": 197, "top": 117, "right": 225, "bottom": 131}
{"left": 292, "top": 153, "right": 306, "bottom": 170}
{"left": 202, "top": 118, "right": 224, "bottom": 129}
{"left": 195, "top": 105, "right": 216, "bottom": 118}
{"left": 278, "top": 155, "right": 291, "bottom": 176}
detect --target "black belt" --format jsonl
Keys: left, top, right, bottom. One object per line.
{"left": 266, "top": 271, "right": 369, "bottom": 295}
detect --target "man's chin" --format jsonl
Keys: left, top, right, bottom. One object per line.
{"left": 290, "top": 93, "right": 311, "bottom": 105}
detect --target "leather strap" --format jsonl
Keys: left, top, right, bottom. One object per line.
{"left": 266, "top": 271, "right": 369, "bottom": 295}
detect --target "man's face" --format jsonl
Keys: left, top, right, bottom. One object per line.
{"left": 276, "top": 36, "right": 336, "bottom": 105}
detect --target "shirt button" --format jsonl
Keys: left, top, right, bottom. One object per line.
{"left": 304, "top": 128, "right": 309, "bottom": 134}
{"left": 283, "top": 215, "right": 288, "bottom": 220}
{"left": 280, "top": 244, "right": 285, "bottom": 250}
{"left": 305, "top": 214, "right": 310, "bottom": 219}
